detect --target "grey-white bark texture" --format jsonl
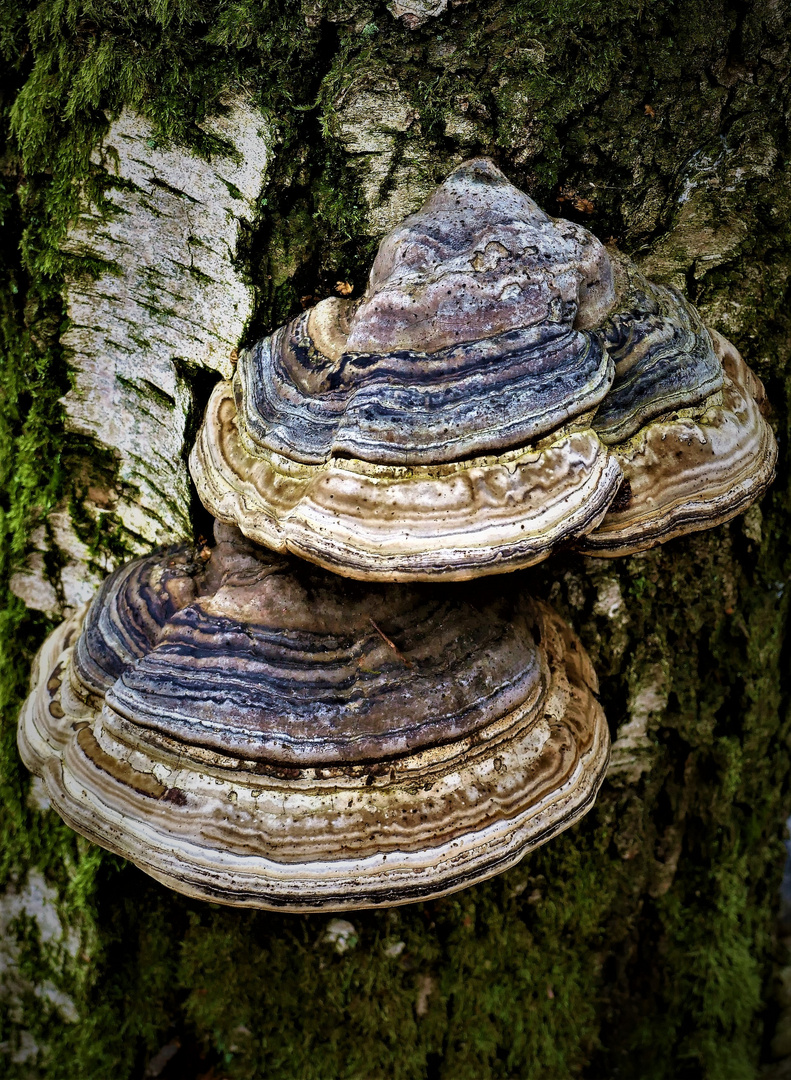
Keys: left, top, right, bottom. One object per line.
{"left": 11, "top": 99, "right": 272, "bottom": 613}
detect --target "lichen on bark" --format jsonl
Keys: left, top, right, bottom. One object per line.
{"left": 1, "top": 1, "right": 790, "bottom": 1078}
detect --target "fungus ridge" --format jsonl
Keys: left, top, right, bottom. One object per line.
{"left": 191, "top": 383, "right": 623, "bottom": 581}
{"left": 593, "top": 270, "right": 724, "bottom": 445}
{"left": 236, "top": 309, "right": 613, "bottom": 466}
{"left": 104, "top": 569, "right": 545, "bottom": 765}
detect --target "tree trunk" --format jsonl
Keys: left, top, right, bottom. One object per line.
{"left": 1, "top": 1, "right": 790, "bottom": 1077}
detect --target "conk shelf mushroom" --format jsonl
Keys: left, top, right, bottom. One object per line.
{"left": 190, "top": 158, "right": 776, "bottom": 581}
{"left": 17, "top": 158, "right": 777, "bottom": 910}
{"left": 18, "top": 525, "right": 609, "bottom": 910}
{"left": 579, "top": 328, "right": 777, "bottom": 556}
{"left": 190, "top": 157, "right": 622, "bottom": 581}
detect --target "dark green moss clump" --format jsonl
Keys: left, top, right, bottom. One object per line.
{"left": 1, "top": 1, "right": 790, "bottom": 1077}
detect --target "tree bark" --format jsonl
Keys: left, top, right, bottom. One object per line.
{"left": 1, "top": 1, "right": 790, "bottom": 1077}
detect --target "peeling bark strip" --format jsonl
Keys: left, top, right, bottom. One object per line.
{"left": 61, "top": 99, "right": 272, "bottom": 547}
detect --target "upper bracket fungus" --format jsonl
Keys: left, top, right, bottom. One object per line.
{"left": 19, "top": 525, "right": 609, "bottom": 911}
{"left": 190, "top": 158, "right": 623, "bottom": 581}
{"left": 190, "top": 159, "right": 775, "bottom": 580}
{"left": 579, "top": 330, "right": 777, "bottom": 556}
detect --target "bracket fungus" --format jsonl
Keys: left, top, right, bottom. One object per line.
{"left": 18, "top": 159, "right": 776, "bottom": 912}
{"left": 190, "top": 158, "right": 775, "bottom": 580}
{"left": 579, "top": 329, "right": 777, "bottom": 557}
{"left": 190, "top": 158, "right": 623, "bottom": 581}
{"left": 19, "top": 524, "right": 609, "bottom": 910}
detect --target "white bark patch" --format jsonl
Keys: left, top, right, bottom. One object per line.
{"left": 331, "top": 75, "right": 436, "bottom": 236}
{"left": 61, "top": 98, "right": 272, "bottom": 547}
{"left": 14, "top": 98, "right": 273, "bottom": 615}
{"left": 10, "top": 504, "right": 114, "bottom": 615}
{"left": 388, "top": 0, "right": 448, "bottom": 28}
{"left": 593, "top": 578, "right": 625, "bottom": 621}
{"left": 0, "top": 870, "right": 81, "bottom": 1068}
{"left": 324, "top": 918, "right": 358, "bottom": 953}
{"left": 608, "top": 665, "right": 669, "bottom": 784}
{"left": 9, "top": 526, "right": 58, "bottom": 614}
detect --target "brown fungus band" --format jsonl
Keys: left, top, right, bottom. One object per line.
{"left": 190, "top": 159, "right": 775, "bottom": 580}
{"left": 19, "top": 525, "right": 609, "bottom": 911}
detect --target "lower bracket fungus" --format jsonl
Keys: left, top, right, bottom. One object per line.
{"left": 18, "top": 525, "right": 609, "bottom": 911}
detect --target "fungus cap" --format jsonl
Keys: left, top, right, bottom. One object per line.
{"left": 189, "top": 160, "right": 776, "bottom": 578}
{"left": 190, "top": 158, "right": 625, "bottom": 580}
{"left": 19, "top": 525, "right": 610, "bottom": 911}
{"left": 234, "top": 158, "right": 618, "bottom": 469}
{"left": 579, "top": 331, "right": 777, "bottom": 557}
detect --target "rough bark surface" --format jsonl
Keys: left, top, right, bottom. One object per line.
{"left": 10, "top": 99, "right": 271, "bottom": 613}
{"left": 0, "top": 1, "right": 790, "bottom": 1078}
